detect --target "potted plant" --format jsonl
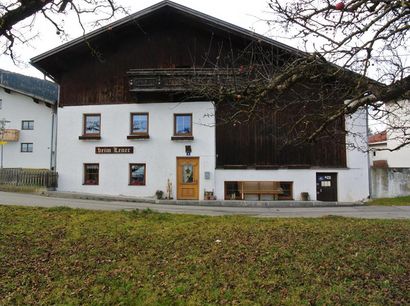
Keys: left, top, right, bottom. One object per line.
{"left": 155, "top": 190, "right": 164, "bottom": 200}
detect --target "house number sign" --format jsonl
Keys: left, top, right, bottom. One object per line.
{"left": 96, "top": 146, "right": 134, "bottom": 154}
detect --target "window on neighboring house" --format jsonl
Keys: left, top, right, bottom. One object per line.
{"left": 129, "top": 163, "right": 146, "bottom": 186}
{"left": 84, "top": 163, "right": 99, "bottom": 185}
{"left": 22, "top": 120, "right": 34, "bottom": 130}
{"left": 21, "top": 143, "right": 33, "bottom": 153}
{"left": 83, "top": 114, "right": 101, "bottom": 136}
{"left": 174, "top": 114, "right": 192, "bottom": 136}
{"left": 130, "top": 113, "right": 149, "bottom": 135}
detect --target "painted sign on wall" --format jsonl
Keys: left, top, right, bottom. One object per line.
{"left": 96, "top": 147, "right": 134, "bottom": 154}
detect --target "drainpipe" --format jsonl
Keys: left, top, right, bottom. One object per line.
{"left": 54, "top": 106, "right": 58, "bottom": 171}
{"left": 50, "top": 86, "right": 60, "bottom": 172}
{"left": 49, "top": 109, "right": 55, "bottom": 170}
{"left": 366, "top": 107, "right": 372, "bottom": 199}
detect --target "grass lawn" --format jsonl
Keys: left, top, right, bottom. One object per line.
{"left": 0, "top": 206, "right": 409, "bottom": 305}
{"left": 369, "top": 196, "right": 410, "bottom": 206}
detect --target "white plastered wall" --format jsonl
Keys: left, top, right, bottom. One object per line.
{"left": 0, "top": 88, "right": 55, "bottom": 169}
{"left": 56, "top": 102, "right": 215, "bottom": 199}
{"left": 385, "top": 100, "right": 410, "bottom": 168}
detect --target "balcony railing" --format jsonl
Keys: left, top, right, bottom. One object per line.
{"left": 127, "top": 68, "right": 247, "bottom": 92}
{"left": 0, "top": 129, "right": 20, "bottom": 142}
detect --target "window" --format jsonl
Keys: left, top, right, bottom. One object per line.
{"left": 278, "top": 182, "right": 293, "bottom": 200}
{"left": 223, "top": 181, "right": 293, "bottom": 200}
{"left": 182, "top": 164, "right": 194, "bottom": 183}
{"left": 21, "top": 143, "right": 33, "bottom": 153}
{"left": 129, "top": 164, "right": 146, "bottom": 186}
{"left": 84, "top": 163, "right": 99, "bottom": 185}
{"left": 174, "top": 114, "right": 192, "bottom": 136}
{"left": 22, "top": 120, "right": 34, "bottom": 130}
{"left": 83, "top": 114, "right": 101, "bottom": 136}
{"left": 130, "top": 113, "right": 149, "bottom": 135}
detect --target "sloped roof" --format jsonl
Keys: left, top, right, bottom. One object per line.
{"left": 0, "top": 68, "right": 58, "bottom": 104}
{"left": 368, "top": 131, "right": 387, "bottom": 144}
{"left": 31, "top": 0, "right": 305, "bottom": 65}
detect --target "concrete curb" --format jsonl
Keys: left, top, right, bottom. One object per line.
{"left": 43, "top": 191, "right": 364, "bottom": 208}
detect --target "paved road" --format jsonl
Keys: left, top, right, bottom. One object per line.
{"left": 0, "top": 191, "right": 409, "bottom": 219}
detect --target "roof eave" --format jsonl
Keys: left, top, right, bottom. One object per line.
{"left": 30, "top": 0, "right": 305, "bottom": 64}
{"left": 0, "top": 84, "right": 56, "bottom": 105}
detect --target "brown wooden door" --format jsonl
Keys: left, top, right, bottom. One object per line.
{"left": 316, "top": 173, "right": 338, "bottom": 201}
{"left": 177, "top": 157, "right": 199, "bottom": 200}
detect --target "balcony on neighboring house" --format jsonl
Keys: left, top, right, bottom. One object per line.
{"left": 127, "top": 68, "right": 248, "bottom": 93}
{"left": 0, "top": 129, "right": 20, "bottom": 142}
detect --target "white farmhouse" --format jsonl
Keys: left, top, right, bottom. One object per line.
{"left": 31, "top": 1, "right": 370, "bottom": 202}
{"left": 0, "top": 69, "right": 58, "bottom": 169}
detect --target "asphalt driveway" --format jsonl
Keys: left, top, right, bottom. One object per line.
{"left": 0, "top": 191, "right": 409, "bottom": 219}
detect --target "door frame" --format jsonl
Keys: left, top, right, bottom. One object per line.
{"left": 176, "top": 156, "right": 200, "bottom": 200}
{"left": 316, "top": 172, "right": 338, "bottom": 202}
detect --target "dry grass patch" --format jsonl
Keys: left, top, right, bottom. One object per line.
{"left": 0, "top": 206, "right": 409, "bottom": 305}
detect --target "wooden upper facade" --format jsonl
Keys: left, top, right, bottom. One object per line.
{"left": 31, "top": 1, "right": 347, "bottom": 168}
{"left": 32, "top": 1, "right": 295, "bottom": 106}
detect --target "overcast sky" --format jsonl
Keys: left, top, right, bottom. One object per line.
{"left": 1, "top": 0, "right": 292, "bottom": 79}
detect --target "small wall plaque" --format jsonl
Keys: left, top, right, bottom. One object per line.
{"left": 204, "top": 171, "right": 211, "bottom": 180}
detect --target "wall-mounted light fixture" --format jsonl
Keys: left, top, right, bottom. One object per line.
{"left": 185, "top": 145, "right": 192, "bottom": 156}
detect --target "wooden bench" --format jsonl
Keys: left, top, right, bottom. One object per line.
{"left": 241, "top": 181, "right": 283, "bottom": 200}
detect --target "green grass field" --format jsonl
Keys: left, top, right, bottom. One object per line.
{"left": 0, "top": 206, "right": 409, "bottom": 305}
{"left": 369, "top": 196, "right": 410, "bottom": 206}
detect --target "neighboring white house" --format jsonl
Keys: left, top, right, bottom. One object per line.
{"left": 0, "top": 69, "right": 58, "bottom": 169}
{"left": 369, "top": 100, "right": 410, "bottom": 198}
{"left": 31, "top": 1, "right": 370, "bottom": 202}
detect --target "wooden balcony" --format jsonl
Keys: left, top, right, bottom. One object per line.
{"left": 127, "top": 68, "right": 246, "bottom": 92}
{"left": 0, "top": 129, "right": 20, "bottom": 142}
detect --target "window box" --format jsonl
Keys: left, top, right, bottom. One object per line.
{"left": 79, "top": 135, "right": 101, "bottom": 140}
{"left": 127, "top": 135, "right": 150, "bottom": 140}
{"left": 171, "top": 136, "right": 194, "bottom": 141}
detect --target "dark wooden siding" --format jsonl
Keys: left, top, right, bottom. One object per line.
{"left": 215, "top": 86, "right": 347, "bottom": 168}
{"left": 216, "top": 114, "right": 346, "bottom": 168}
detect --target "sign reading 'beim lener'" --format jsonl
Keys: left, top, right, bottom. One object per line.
{"left": 96, "top": 146, "right": 134, "bottom": 154}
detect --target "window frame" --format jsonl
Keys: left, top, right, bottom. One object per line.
{"left": 129, "top": 163, "right": 146, "bottom": 186}
{"left": 174, "top": 113, "right": 193, "bottom": 136}
{"left": 83, "top": 163, "right": 99, "bottom": 185}
{"left": 82, "top": 113, "right": 101, "bottom": 137}
{"left": 21, "top": 120, "right": 34, "bottom": 130}
{"left": 21, "top": 143, "right": 33, "bottom": 153}
{"left": 130, "top": 113, "right": 149, "bottom": 136}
